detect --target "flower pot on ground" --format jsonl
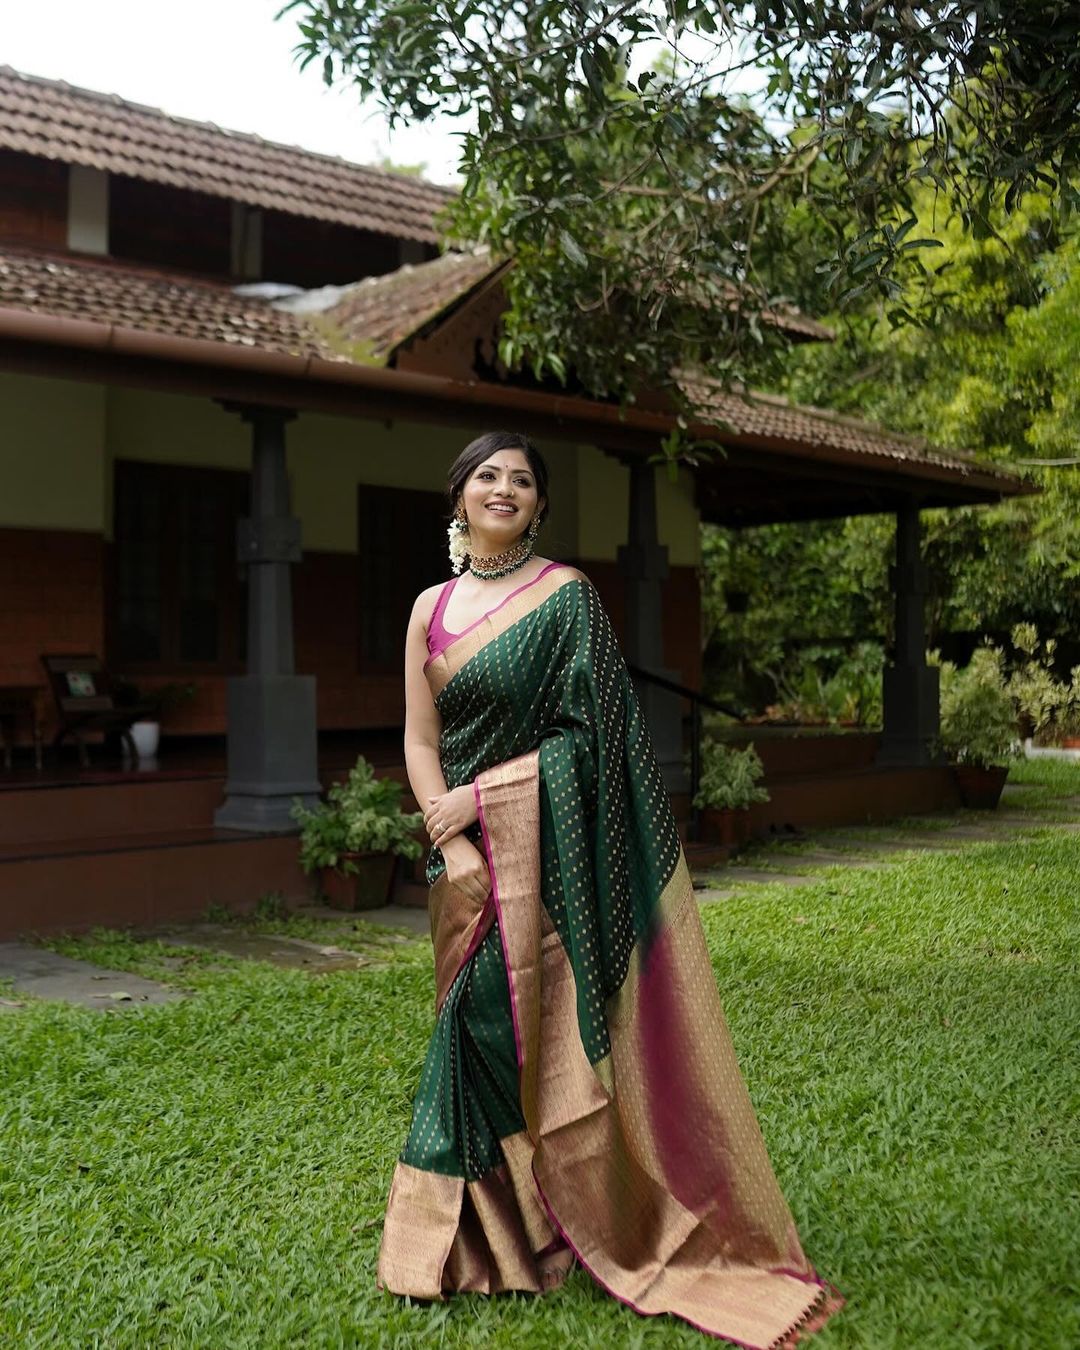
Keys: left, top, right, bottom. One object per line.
{"left": 699, "top": 805, "right": 753, "bottom": 849}
{"left": 291, "top": 757, "right": 424, "bottom": 911}
{"left": 320, "top": 851, "right": 399, "bottom": 911}
{"left": 938, "top": 646, "right": 1020, "bottom": 809}
{"left": 952, "top": 764, "right": 1011, "bottom": 810}
{"left": 692, "top": 740, "right": 769, "bottom": 849}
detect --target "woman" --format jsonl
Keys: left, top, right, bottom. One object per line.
{"left": 378, "top": 431, "right": 839, "bottom": 1347}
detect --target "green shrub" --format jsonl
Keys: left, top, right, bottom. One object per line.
{"left": 1006, "top": 623, "right": 1080, "bottom": 745}
{"left": 693, "top": 740, "right": 770, "bottom": 811}
{"left": 765, "top": 642, "right": 884, "bottom": 726}
{"left": 292, "top": 758, "right": 424, "bottom": 875}
{"left": 939, "top": 646, "right": 1021, "bottom": 768}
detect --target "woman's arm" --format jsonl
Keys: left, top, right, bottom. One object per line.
{"left": 403, "top": 590, "right": 488, "bottom": 904}
{"left": 403, "top": 587, "right": 448, "bottom": 812}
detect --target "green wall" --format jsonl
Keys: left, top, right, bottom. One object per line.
{"left": 0, "top": 375, "right": 700, "bottom": 564}
{"left": 0, "top": 373, "right": 106, "bottom": 531}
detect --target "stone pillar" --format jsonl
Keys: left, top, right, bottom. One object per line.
{"left": 876, "top": 502, "right": 941, "bottom": 766}
{"left": 215, "top": 405, "right": 322, "bottom": 832}
{"left": 616, "top": 458, "right": 687, "bottom": 791}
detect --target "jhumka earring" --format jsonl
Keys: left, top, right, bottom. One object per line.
{"left": 527, "top": 512, "right": 541, "bottom": 542}
{"left": 447, "top": 507, "right": 470, "bottom": 574}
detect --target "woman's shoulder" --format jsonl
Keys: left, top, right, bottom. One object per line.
{"left": 411, "top": 578, "right": 452, "bottom": 629}
{"left": 546, "top": 561, "right": 592, "bottom": 587}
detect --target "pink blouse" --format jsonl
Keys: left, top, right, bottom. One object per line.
{"left": 425, "top": 561, "right": 569, "bottom": 664}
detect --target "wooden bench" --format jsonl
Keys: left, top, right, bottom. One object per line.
{"left": 40, "top": 654, "right": 153, "bottom": 767}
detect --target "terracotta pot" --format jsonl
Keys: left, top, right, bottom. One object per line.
{"left": 1059, "top": 737, "right": 1080, "bottom": 750}
{"left": 952, "top": 764, "right": 1009, "bottom": 810}
{"left": 320, "top": 852, "right": 398, "bottom": 910}
{"left": 699, "top": 807, "right": 753, "bottom": 850}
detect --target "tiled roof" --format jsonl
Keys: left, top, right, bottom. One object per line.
{"left": 0, "top": 244, "right": 503, "bottom": 367}
{"left": 275, "top": 250, "right": 506, "bottom": 362}
{"left": 0, "top": 243, "right": 1018, "bottom": 490}
{"left": 682, "top": 377, "right": 1017, "bottom": 482}
{"left": 0, "top": 245, "right": 337, "bottom": 359}
{"left": 0, "top": 66, "right": 454, "bottom": 244}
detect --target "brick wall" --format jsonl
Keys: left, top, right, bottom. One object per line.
{"left": 0, "top": 534, "right": 702, "bottom": 745}
{"left": 0, "top": 527, "right": 105, "bottom": 740}
{"left": 295, "top": 550, "right": 405, "bottom": 729}
{"left": 578, "top": 560, "right": 702, "bottom": 692}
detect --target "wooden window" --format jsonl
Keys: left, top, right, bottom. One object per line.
{"left": 0, "top": 149, "right": 67, "bottom": 249}
{"left": 358, "top": 484, "right": 447, "bottom": 671}
{"left": 111, "top": 460, "right": 248, "bottom": 671}
{"left": 109, "top": 179, "right": 232, "bottom": 277}
{"left": 262, "top": 210, "right": 410, "bottom": 289}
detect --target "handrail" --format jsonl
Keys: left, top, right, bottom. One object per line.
{"left": 626, "top": 664, "right": 743, "bottom": 719}
{"left": 626, "top": 663, "right": 746, "bottom": 842}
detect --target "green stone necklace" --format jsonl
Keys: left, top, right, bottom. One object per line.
{"left": 469, "top": 534, "right": 535, "bottom": 580}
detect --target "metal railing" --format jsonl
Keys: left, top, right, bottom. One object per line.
{"left": 627, "top": 663, "right": 745, "bottom": 841}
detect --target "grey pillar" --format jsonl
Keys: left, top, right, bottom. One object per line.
{"left": 215, "top": 406, "right": 322, "bottom": 832}
{"left": 876, "top": 503, "right": 940, "bottom": 766}
{"left": 617, "top": 458, "right": 687, "bottom": 791}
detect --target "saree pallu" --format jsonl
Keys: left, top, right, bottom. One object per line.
{"left": 378, "top": 569, "right": 839, "bottom": 1348}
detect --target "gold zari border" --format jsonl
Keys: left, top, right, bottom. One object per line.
{"left": 473, "top": 755, "right": 835, "bottom": 1348}
{"left": 379, "top": 1137, "right": 569, "bottom": 1298}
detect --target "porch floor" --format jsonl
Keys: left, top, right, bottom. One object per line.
{"left": 0, "top": 728, "right": 407, "bottom": 792}
{"left": 0, "top": 727, "right": 960, "bottom": 941}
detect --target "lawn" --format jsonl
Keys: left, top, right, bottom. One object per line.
{"left": 1, "top": 765, "right": 1078, "bottom": 1349}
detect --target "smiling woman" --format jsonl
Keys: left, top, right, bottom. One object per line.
{"left": 380, "top": 430, "right": 841, "bottom": 1346}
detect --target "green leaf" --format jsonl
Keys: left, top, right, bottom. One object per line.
{"left": 581, "top": 49, "right": 605, "bottom": 102}
{"left": 559, "top": 229, "right": 588, "bottom": 268}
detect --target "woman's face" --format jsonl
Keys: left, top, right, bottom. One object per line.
{"left": 459, "top": 447, "right": 544, "bottom": 545}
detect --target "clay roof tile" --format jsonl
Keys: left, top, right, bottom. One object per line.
{"left": 0, "top": 65, "right": 455, "bottom": 243}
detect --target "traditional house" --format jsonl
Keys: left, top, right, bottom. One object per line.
{"left": 0, "top": 67, "right": 1028, "bottom": 936}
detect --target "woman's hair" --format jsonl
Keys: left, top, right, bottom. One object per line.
{"left": 447, "top": 432, "right": 550, "bottom": 524}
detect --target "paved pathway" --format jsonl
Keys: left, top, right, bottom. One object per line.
{"left": 0, "top": 904, "right": 429, "bottom": 1010}
{"left": 693, "top": 789, "right": 1080, "bottom": 903}
{"left": 0, "top": 943, "right": 186, "bottom": 1010}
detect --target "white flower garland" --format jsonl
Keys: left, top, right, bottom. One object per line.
{"left": 447, "top": 518, "right": 470, "bottom": 575}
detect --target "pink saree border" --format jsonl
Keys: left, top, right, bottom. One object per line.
{"left": 475, "top": 778, "right": 525, "bottom": 1069}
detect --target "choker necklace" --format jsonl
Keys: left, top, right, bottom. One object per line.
{"left": 469, "top": 534, "right": 534, "bottom": 580}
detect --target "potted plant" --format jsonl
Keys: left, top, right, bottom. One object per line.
{"left": 291, "top": 757, "right": 424, "bottom": 910}
{"left": 113, "top": 680, "right": 196, "bottom": 760}
{"left": 692, "top": 740, "right": 770, "bottom": 849}
{"left": 939, "top": 646, "right": 1020, "bottom": 808}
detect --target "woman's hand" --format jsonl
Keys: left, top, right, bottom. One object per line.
{"left": 440, "top": 835, "right": 490, "bottom": 905}
{"left": 424, "top": 784, "right": 479, "bottom": 849}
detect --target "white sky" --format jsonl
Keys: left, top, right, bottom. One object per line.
{"left": 0, "top": 0, "right": 467, "bottom": 183}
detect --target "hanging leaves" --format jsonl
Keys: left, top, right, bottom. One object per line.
{"left": 281, "top": 0, "right": 1080, "bottom": 416}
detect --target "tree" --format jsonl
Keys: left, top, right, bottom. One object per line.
{"left": 283, "top": 1, "right": 1080, "bottom": 409}
{"left": 701, "top": 188, "right": 1080, "bottom": 715}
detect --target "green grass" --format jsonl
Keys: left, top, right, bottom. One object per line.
{"left": 2, "top": 766, "right": 1078, "bottom": 1348}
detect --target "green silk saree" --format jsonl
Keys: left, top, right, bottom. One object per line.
{"left": 378, "top": 566, "right": 838, "bottom": 1348}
